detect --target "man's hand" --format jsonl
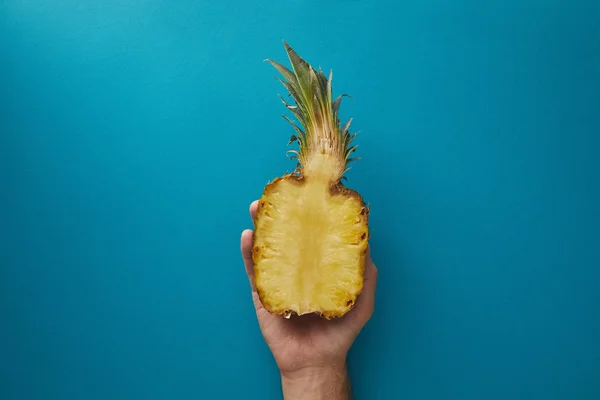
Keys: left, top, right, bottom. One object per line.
{"left": 241, "top": 200, "right": 378, "bottom": 400}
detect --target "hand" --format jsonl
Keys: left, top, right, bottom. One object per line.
{"left": 240, "top": 200, "right": 378, "bottom": 399}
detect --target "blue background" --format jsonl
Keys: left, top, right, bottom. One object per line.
{"left": 1, "top": 1, "right": 599, "bottom": 399}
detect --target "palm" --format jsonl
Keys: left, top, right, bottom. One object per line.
{"left": 241, "top": 200, "right": 378, "bottom": 374}
{"left": 253, "top": 293, "right": 354, "bottom": 372}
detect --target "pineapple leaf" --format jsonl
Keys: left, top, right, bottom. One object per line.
{"left": 276, "top": 79, "right": 302, "bottom": 108}
{"left": 311, "top": 68, "right": 328, "bottom": 126}
{"left": 332, "top": 94, "right": 350, "bottom": 120}
{"left": 286, "top": 150, "right": 299, "bottom": 160}
{"left": 282, "top": 114, "right": 306, "bottom": 143}
{"left": 284, "top": 42, "right": 314, "bottom": 116}
{"left": 316, "top": 68, "right": 329, "bottom": 99}
{"left": 327, "top": 69, "right": 333, "bottom": 112}
{"left": 341, "top": 118, "right": 353, "bottom": 136}
{"left": 278, "top": 94, "right": 305, "bottom": 125}
{"left": 267, "top": 59, "right": 297, "bottom": 86}
{"left": 345, "top": 145, "right": 358, "bottom": 157}
{"left": 345, "top": 132, "right": 358, "bottom": 146}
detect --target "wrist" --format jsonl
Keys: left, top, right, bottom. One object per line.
{"left": 281, "top": 364, "right": 350, "bottom": 400}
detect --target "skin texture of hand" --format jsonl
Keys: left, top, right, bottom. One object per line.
{"left": 241, "top": 200, "right": 378, "bottom": 399}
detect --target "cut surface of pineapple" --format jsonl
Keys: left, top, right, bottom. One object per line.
{"left": 253, "top": 175, "right": 368, "bottom": 318}
{"left": 253, "top": 42, "right": 369, "bottom": 319}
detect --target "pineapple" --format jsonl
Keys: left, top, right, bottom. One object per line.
{"left": 252, "top": 43, "right": 369, "bottom": 319}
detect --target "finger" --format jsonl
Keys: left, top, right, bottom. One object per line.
{"left": 346, "top": 247, "right": 378, "bottom": 328}
{"left": 249, "top": 200, "right": 258, "bottom": 223}
{"left": 361, "top": 250, "right": 378, "bottom": 311}
{"left": 240, "top": 229, "right": 257, "bottom": 291}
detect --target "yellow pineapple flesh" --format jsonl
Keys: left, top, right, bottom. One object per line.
{"left": 253, "top": 43, "right": 369, "bottom": 319}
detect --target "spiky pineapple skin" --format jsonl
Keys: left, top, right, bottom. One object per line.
{"left": 252, "top": 175, "right": 369, "bottom": 319}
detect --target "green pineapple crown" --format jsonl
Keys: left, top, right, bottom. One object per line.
{"left": 266, "top": 42, "right": 359, "bottom": 181}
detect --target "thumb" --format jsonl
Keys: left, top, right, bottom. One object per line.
{"left": 240, "top": 229, "right": 256, "bottom": 291}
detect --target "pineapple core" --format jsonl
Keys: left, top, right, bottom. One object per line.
{"left": 252, "top": 43, "right": 369, "bottom": 319}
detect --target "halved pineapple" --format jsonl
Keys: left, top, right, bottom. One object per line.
{"left": 252, "top": 43, "right": 369, "bottom": 319}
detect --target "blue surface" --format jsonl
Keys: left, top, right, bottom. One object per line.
{"left": 1, "top": 1, "right": 599, "bottom": 399}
